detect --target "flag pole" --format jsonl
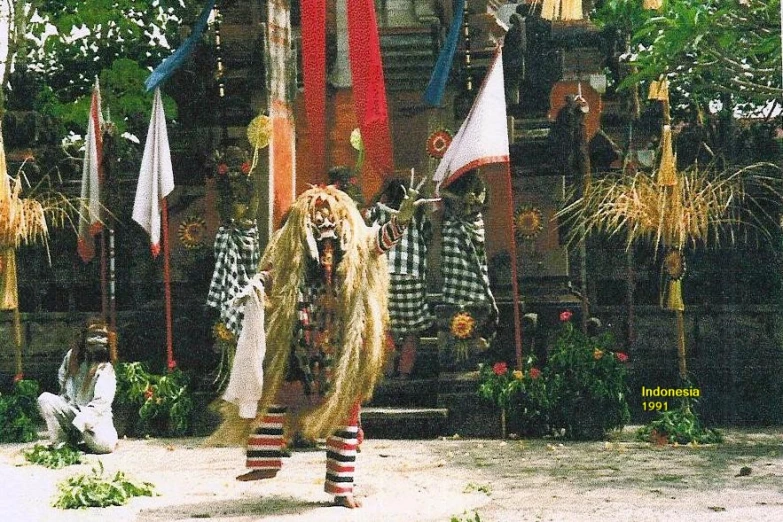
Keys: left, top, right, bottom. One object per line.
{"left": 503, "top": 161, "right": 524, "bottom": 370}
{"left": 161, "top": 199, "right": 174, "bottom": 371}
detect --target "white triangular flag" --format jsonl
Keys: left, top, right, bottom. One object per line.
{"left": 433, "top": 48, "right": 509, "bottom": 192}
{"left": 133, "top": 88, "right": 174, "bottom": 257}
{"left": 77, "top": 79, "right": 103, "bottom": 263}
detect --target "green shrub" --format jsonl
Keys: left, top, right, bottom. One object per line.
{"left": 545, "top": 313, "right": 630, "bottom": 439}
{"left": 53, "top": 462, "right": 156, "bottom": 509}
{"left": 115, "top": 362, "right": 193, "bottom": 437}
{"left": 24, "top": 443, "right": 82, "bottom": 469}
{"left": 477, "top": 358, "right": 549, "bottom": 437}
{"left": 637, "top": 401, "right": 723, "bottom": 445}
{"left": 0, "top": 379, "right": 41, "bottom": 443}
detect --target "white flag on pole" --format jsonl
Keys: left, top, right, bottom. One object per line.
{"left": 133, "top": 88, "right": 174, "bottom": 257}
{"left": 433, "top": 48, "right": 509, "bottom": 192}
{"left": 77, "top": 78, "right": 103, "bottom": 263}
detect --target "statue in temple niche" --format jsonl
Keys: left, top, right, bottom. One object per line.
{"left": 503, "top": 3, "right": 556, "bottom": 116}
{"left": 549, "top": 94, "right": 591, "bottom": 195}
{"left": 502, "top": 11, "right": 527, "bottom": 109}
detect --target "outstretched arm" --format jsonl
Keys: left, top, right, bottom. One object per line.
{"left": 374, "top": 185, "right": 439, "bottom": 254}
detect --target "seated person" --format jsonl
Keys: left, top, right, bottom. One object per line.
{"left": 37, "top": 320, "right": 118, "bottom": 454}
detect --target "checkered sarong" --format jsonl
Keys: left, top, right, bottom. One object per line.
{"left": 206, "top": 224, "right": 260, "bottom": 336}
{"left": 441, "top": 213, "right": 497, "bottom": 315}
{"left": 388, "top": 274, "right": 434, "bottom": 336}
{"left": 366, "top": 204, "right": 434, "bottom": 336}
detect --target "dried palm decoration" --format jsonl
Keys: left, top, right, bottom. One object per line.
{"left": 0, "top": 129, "right": 81, "bottom": 378}
{"left": 559, "top": 78, "right": 783, "bottom": 382}
{"left": 559, "top": 162, "right": 781, "bottom": 255}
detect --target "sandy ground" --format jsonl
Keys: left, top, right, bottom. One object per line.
{"left": 2, "top": 428, "right": 783, "bottom": 522}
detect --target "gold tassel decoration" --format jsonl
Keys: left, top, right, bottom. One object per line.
{"left": 0, "top": 248, "right": 18, "bottom": 310}
{"left": 657, "top": 126, "right": 677, "bottom": 187}
{"left": 643, "top": 0, "right": 663, "bottom": 10}
{"left": 648, "top": 79, "right": 669, "bottom": 102}
{"left": 660, "top": 249, "right": 685, "bottom": 311}
{"left": 663, "top": 279, "right": 685, "bottom": 311}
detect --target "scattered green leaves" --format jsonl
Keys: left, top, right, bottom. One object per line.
{"left": 53, "top": 461, "right": 156, "bottom": 509}
{"left": 450, "top": 512, "right": 482, "bottom": 522}
{"left": 463, "top": 482, "right": 492, "bottom": 495}
{"left": 24, "top": 443, "right": 82, "bottom": 469}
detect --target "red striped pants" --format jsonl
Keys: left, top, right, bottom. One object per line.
{"left": 245, "top": 404, "right": 361, "bottom": 496}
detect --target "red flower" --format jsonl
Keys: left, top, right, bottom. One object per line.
{"left": 492, "top": 362, "right": 508, "bottom": 376}
{"left": 241, "top": 162, "right": 251, "bottom": 174}
{"left": 217, "top": 163, "right": 228, "bottom": 175}
{"left": 559, "top": 310, "right": 573, "bottom": 322}
{"left": 13, "top": 372, "right": 24, "bottom": 383}
{"left": 168, "top": 359, "right": 178, "bottom": 371}
{"left": 616, "top": 352, "right": 629, "bottom": 363}
{"left": 349, "top": 177, "right": 358, "bottom": 185}
{"left": 529, "top": 367, "right": 542, "bottom": 380}
{"left": 144, "top": 386, "right": 154, "bottom": 400}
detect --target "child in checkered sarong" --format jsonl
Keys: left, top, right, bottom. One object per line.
{"left": 365, "top": 178, "right": 435, "bottom": 379}
{"left": 440, "top": 170, "right": 498, "bottom": 343}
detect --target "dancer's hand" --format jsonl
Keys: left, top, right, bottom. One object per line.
{"left": 396, "top": 187, "right": 440, "bottom": 225}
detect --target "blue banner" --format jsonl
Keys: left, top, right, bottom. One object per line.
{"left": 423, "top": 0, "right": 464, "bottom": 107}
{"left": 145, "top": 0, "right": 217, "bottom": 92}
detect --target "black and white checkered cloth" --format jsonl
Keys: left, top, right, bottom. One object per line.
{"left": 388, "top": 274, "right": 434, "bottom": 336}
{"left": 441, "top": 213, "right": 497, "bottom": 315}
{"left": 366, "top": 204, "right": 434, "bottom": 335}
{"left": 206, "top": 224, "right": 261, "bottom": 336}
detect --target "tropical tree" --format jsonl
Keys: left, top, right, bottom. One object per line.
{"left": 594, "top": 0, "right": 782, "bottom": 121}
{"left": 1, "top": 0, "right": 194, "bottom": 134}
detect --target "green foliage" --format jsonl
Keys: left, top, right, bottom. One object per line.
{"left": 0, "top": 379, "right": 42, "bottom": 443}
{"left": 637, "top": 401, "right": 724, "bottom": 445}
{"left": 53, "top": 461, "right": 156, "bottom": 509}
{"left": 450, "top": 512, "right": 481, "bottom": 522}
{"left": 24, "top": 443, "right": 82, "bottom": 469}
{"left": 9, "top": 0, "right": 189, "bottom": 136}
{"left": 38, "top": 59, "right": 178, "bottom": 137}
{"left": 594, "top": 0, "right": 782, "bottom": 110}
{"left": 115, "top": 362, "right": 194, "bottom": 437}
{"left": 545, "top": 318, "right": 631, "bottom": 440}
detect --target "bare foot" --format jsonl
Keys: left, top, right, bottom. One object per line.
{"left": 334, "top": 495, "right": 362, "bottom": 508}
{"left": 236, "top": 469, "right": 278, "bottom": 481}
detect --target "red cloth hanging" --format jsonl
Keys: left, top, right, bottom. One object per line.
{"left": 346, "top": 0, "right": 394, "bottom": 176}
{"left": 300, "top": 0, "right": 327, "bottom": 176}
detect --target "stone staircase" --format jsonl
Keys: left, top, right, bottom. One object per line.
{"left": 379, "top": 26, "right": 439, "bottom": 92}
{"left": 362, "top": 329, "right": 502, "bottom": 439}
